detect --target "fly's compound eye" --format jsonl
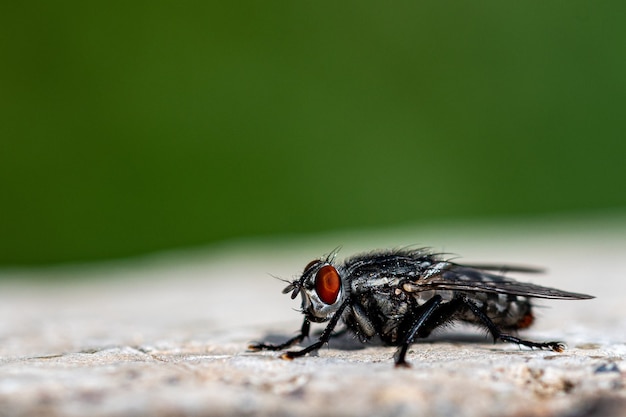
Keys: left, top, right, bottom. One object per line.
{"left": 314, "top": 265, "right": 341, "bottom": 305}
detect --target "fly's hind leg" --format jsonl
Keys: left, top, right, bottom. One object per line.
{"left": 462, "top": 297, "right": 565, "bottom": 352}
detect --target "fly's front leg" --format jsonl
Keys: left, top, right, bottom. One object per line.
{"left": 282, "top": 301, "right": 350, "bottom": 360}
{"left": 462, "top": 297, "right": 565, "bottom": 352}
{"left": 249, "top": 318, "right": 311, "bottom": 352}
{"left": 395, "top": 295, "right": 443, "bottom": 367}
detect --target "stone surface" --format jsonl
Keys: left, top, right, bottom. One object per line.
{"left": 1, "top": 218, "right": 625, "bottom": 416}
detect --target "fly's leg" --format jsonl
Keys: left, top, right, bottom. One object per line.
{"left": 248, "top": 318, "right": 311, "bottom": 351}
{"left": 327, "top": 326, "right": 349, "bottom": 338}
{"left": 282, "top": 301, "right": 350, "bottom": 360}
{"left": 462, "top": 297, "right": 565, "bottom": 352}
{"left": 395, "top": 295, "right": 443, "bottom": 367}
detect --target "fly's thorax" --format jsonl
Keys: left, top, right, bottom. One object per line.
{"left": 292, "top": 260, "right": 349, "bottom": 322}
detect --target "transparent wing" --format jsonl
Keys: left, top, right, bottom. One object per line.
{"left": 402, "top": 264, "right": 594, "bottom": 300}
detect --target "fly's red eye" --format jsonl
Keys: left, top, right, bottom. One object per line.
{"left": 315, "top": 265, "right": 341, "bottom": 304}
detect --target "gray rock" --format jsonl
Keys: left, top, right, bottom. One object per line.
{"left": 0, "top": 222, "right": 624, "bottom": 416}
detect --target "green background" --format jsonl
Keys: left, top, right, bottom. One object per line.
{"left": 1, "top": 2, "right": 625, "bottom": 266}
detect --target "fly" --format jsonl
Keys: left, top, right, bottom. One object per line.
{"left": 249, "top": 248, "right": 594, "bottom": 367}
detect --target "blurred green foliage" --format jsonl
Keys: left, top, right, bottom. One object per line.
{"left": 1, "top": 2, "right": 625, "bottom": 265}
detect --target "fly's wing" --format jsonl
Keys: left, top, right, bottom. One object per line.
{"left": 402, "top": 264, "right": 594, "bottom": 300}
{"left": 461, "top": 264, "right": 545, "bottom": 274}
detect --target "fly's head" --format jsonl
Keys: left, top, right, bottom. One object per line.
{"left": 282, "top": 258, "right": 347, "bottom": 323}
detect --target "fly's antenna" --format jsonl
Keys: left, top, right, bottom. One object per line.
{"left": 281, "top": 280, "right": 301, "bottom": 299}
{"left": 273, "top": 273, "right": 301, "bottom": 300}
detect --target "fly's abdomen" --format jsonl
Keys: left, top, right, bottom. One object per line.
{"left": 459, "top": 293, "right": 534, "bottom": 330}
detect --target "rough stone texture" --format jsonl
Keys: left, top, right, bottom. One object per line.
{"left": 1, "top": 219, "right": 625, "bottom": 416}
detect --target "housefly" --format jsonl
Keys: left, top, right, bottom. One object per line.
{"left": 249, "top": 248, "right": 594, "bottom": 367}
